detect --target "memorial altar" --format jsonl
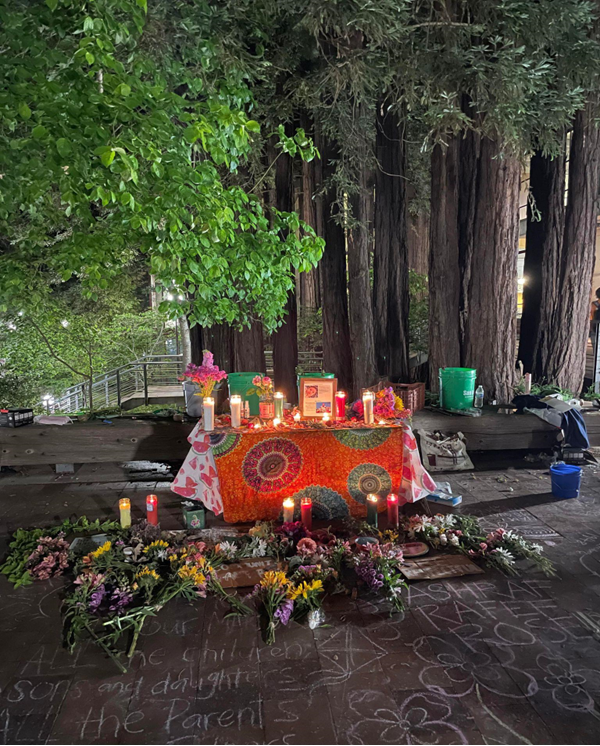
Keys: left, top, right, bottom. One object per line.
{"left": 171, "top": 421, "right": 436, "bottom": 523}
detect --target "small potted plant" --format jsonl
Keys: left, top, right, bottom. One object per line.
{"left": 247, "top": 375, "right": 274, "bottom": 419}
{"left": 180, "top": 350, "right": 227, "bottom": 418}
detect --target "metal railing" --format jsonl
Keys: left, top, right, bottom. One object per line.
{"left": 42, "top": 355, "right": 185, "bottom": 414}
{"left": 43, "top": 350, "right": 325, "bottom": 413}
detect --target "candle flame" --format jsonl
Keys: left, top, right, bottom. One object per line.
{"left": 283, "top": 498, "right": 294, "bottom": 508}
{"left": 273, "top": 417, "right": 281, "bottom": 427}
{"left": 293, "top": 412, "right": 301, "bottom": 421}
{"left": 119, "top": 498, "right": 130, "bottom": 508}
{"left": 366, "top": 493, "right": 379, "bottom": 503}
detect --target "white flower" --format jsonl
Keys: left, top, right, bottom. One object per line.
{"left": 218, "top": 541, "right": 238, "bottom": 560}
{"left": 252, "top": 539, "right": 267, "bottom": 557}
{"left": 157, "top": 549, "right": 168, "bottom": 560}
{"left": 532, "top": 543, "right": 543, "bottom": 554}
{"left": 494, "top": 547, "right": 515, "bottom": 564}
{"left": 450, "top": 535, "right": 460, "bottom": 546}
{"left": 439, "top": 533, "right": 448, "bottom": 545}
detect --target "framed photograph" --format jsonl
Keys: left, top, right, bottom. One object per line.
{"left": 299, "top": 377, "right": 337, "bottom": 419}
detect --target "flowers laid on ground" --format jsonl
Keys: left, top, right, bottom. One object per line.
{"left": 180, "top": 350, "right": 227, "bottom": 397}
{"left": 0, "top": 511, "right": 555, "bottom": 665}
{"left": 246, "top": 375, "right": 273, "bottom": 397}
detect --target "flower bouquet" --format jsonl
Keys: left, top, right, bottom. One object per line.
{"left": 351, "top": 386, "right": 411, "bottom": 422}
{"left": 180, "top": 350, "right": 228, "bottom": 397}
{"left": 248, "top": 570, "right": 295, "bottom": 644}
{"left": 352, "top": 541, "right": 407, "bottom": 612}
{"left": 246, "top": 375, "right": 274, "bottom": 419}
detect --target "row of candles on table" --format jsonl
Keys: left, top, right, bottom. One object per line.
{"left": 201, "top": 390, "right": 378, "bottom": 431}
{"left": 118, "top": 491, "right": 398, "bottom": 531}
{"left": 118, "top": 494, "right": 158, "bottom": 529}
{"left": 283, "top": 492, "right": 399, "bottom": 530}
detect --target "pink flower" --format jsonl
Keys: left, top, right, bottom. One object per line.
{"left": 479, "top": 542, "right": 488, "bottom": 551}
{"left": 296, "top": 538, "right": 318, "bottom": 556}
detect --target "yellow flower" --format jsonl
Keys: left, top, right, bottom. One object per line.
{"left": 135, "top": 567, "right": 160, "bottom": 581}
{"left": 259, "top": 571, "right": 290, "bottom": 589}
{"left": 143, "top": 540, "right": 169, "bottom": 554}
{"left": 289, "top": 579, "right": 323, "bottom": 601}
{"left": 90, "top": 541, "right": 112, "bottom": 559}
{"left": 178, "top": 565, "right": 206, "bottom": 586}
{"left": 394, "top": 395, "right": 404, "bottom": 411}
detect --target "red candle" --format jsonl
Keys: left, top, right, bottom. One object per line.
{"left": 146, "top": 494, "right": 158, "bottom": 525}
{"left": 301, "top": 497, "right": 312, "bottom": 530}
{"left": 335, "top": 391, "right": 346, "bottom": 420}
{"left": 387, "top": 493, "right": 399, "bottom": 528}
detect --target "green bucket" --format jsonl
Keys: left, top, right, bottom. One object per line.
{"left": 439, "top": 367, "right": 477, "bottom": 411}
{"left": 228, "top": 372, "right": 263, "bottom": 417}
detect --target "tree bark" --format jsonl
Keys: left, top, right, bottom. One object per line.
{"left": 461, "top": 136, "right": 520, "bottom": 403}
{"left": 320, "top": 140, "right": 353, "bottom": 394}
{"left": 540, "top": 104, "right": 600, "bottom": 392}
{"left": 428, "top": 139, "right": 461, "bottom": 389}
{"left": 298, "top": 119, "right": 322, "bottom": 310}
{"left": 177, "top": 316, "right": 192, "bottom": 368}
{"left": 374, "top": 104, "right": 410, "bottom": 381}
{"left": 202, "top": 324, "right": 234, "bottom": 372}
{"left": 233, "top": 321, "right": 266, "bottom": 372}
{"left": 518, "top": 143, "right": 566, "bottom": 377}
{"left": 347, "top": 160, "right": 378, "bottom": 396}
{"left": 271, "top": 136, "right": 299, "bottom": 403}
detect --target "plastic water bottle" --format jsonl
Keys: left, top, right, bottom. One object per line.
{"left": 474, "top": 385, "right": 484, "bottom": 408}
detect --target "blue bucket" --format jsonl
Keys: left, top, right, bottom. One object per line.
{"left": 550, "top": 463, "right": 582, "bottom": 499}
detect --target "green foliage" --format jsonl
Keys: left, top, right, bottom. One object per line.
{"left": 0, "top": 0, "right": 323, "bottom": 332}
{"left": 297, "top": 306, "right": 323, "bottom": 352}
{"left": 408, "top": 270, "right": 429, "bottom": 355}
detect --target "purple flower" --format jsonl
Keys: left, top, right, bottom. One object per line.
{"left": 89, "top": 585, "right": 106, "bottom": 612}
{"left": 355, "top": 561, "right": 384, "bottom": 590}
{"left": 274, "top": 600, "right": 294, "bottom": 626}
{"left": 108, "top": 588, "right": 133, "bottom": 612}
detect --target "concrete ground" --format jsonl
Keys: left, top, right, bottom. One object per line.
{"left": 1, "top": 455, "right": 600, "bottom": 745}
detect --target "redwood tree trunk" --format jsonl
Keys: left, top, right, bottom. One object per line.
{"left": 347, "top": 161, "right": 378, "bottom": 396}
{"left": 518, "top": 143, "right": 566, "bottom": 378}
{"left": 299, "top": 119, "right": 322, "bottom": 310}
{"left": 271, "top": 138, "right": 299, "bottom": 403}
{"left": 428, "top": 139, "right": 461, "bottom": 389}
{"left": 461, "top": 136, "right": 520, "bottom": 403}
{"left": 233, "top": 321, "right": 266, "bottom": 373}
{"left": 541, "top": 104, "right": 600, "bottom": 392}
{"left": 374, "top": 104, "right": 410, "bottom": 381}
{"left": 189, "top": 323, "right": 203, "bottom": 365}
{"left": 202, "top": 324, "right": 234, "bottom": 372}
{"left": 320, "top": 140, "right": 353, "bottom": 393}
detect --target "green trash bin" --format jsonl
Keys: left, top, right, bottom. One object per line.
{"left": 228, "top": 372, "right": 263, "bottom": 417}
{"left": 439, "top": 367, "right": 477, "bottom": 411}
{"left": 296, "top": 371, "right": 335, "bottom": 398}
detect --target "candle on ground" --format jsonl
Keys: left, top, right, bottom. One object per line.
{"left": 366, "top": 493, "right": 379, "bottom": 527}
{"left": 301, "top": 497, "right": 313, "bottom": 530}
{"left": 274, "top": 392, "right": 285, "bottom": 419}
{"left": 293, "top": 412, "right": 301, "bottom": 422}
{"left": 335, "top": 391, "right": 346, "bottom": 420}
{"left": 387, "top": 493, "right": 399, "bottom": 528}
{"left": 282, "top": 497, "right": 295, "bottom": 523}
{"left": 230, "top": 395, "right": 242, "bottom": 428}
{"left": 203, "top": 396, "right": 214, "bottom": 431}
{"left": 363, "top": 391, "right": 375, "bottom": 425}
{"left": 119, "top": 497, "right": 131, "bottom": 529}
{"left": 146, "top": 494, "right": 158, "bottom": 525}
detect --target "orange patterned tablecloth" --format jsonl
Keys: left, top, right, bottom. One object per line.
{"left": 172, "top": 423, "right": 435, "bottom": 523}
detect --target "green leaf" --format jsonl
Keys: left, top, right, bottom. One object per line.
{"left": 18, "top": 103, "right": 32, "bottom": 120}
{"left": 45, "top": 0, "right": 58, "bottom": 9}
{"left": 56, "top": 138, "right": 71, "bottom": 157}
{"left": 100, "top": 149, "right": 115, "bottom": 167}
{"left": 85, "top": 51, "right": 95, "bottom": 65}
{"left": 136, "top": 0, "right": 148, "bottom": 11}
{"left": 245, "top": 120, "right": 260, "bottom": 133}
{"left": 32, "top": 125, "right": 47, "bottom": 140}
{"left": 116, "top": 83, "right": 131, "bottom": 97}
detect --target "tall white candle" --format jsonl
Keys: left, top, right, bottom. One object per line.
{"left": 282, "top": 497, "right": 295, "bottom": 523}
{"left": 363, "top": 391, "right": 375, "bottom": 425}
{"left": 230, "top": 394, "right": 241, "bottom": 428}
{"left": 203, "top": 396, "right": 214, "bottom": 431}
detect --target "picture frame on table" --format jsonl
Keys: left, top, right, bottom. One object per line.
{"left": 299, "top": 377, "right": 337, "bottom": 419}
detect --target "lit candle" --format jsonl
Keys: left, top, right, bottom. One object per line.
{"left": 119, "top": 497, "right": 131, "bottom": 529}
{"left": 363, "top": 391, "right": 375, "bottom": 425}
{"left": 273, "top": 417, "right": 281, "bottom": 427}
{"left": 366, "top": 493, "right": 378, "bottom": 527}
{"left": 378, "top": 419, "right": 386, "bottom": 426}
{"left": 322, "top": 413, "right": 330, "bottom": 423}
{"left": 146, "top": 494, "right": 158, "bottom": 525}
{"left": 387, "top": 493, "right": 399, "bottom": 528}
{"left": 203, "top": 396, "right": 214, "bottom": 432}
{"left": 254, "top": 422, "right": 262, "bottom": 430}
{"left": 282, "top": 497, "right": 295, "bottom": 523}
{"left": 274, "top": 392, "right": 285, "bottom": 419}
{"left": 301, "top": 497, "right": 312, "bottom": 530}
{"left": 230, "top": 395, "right": 242, "bottom": 428}
{"left": 524, "top": 373, "right": 532, "bottom": 395}
{"left": 335, "top": 391, "right": 346, "bottom": 420}
{"left": 293, "top": 412, "right": 301, "bottom": 422}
